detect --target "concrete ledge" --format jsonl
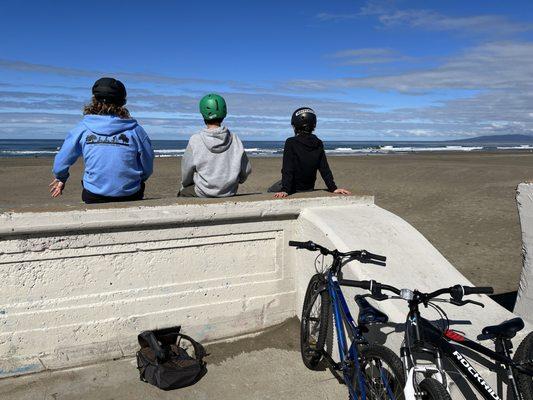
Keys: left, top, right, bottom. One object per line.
{"left": 0, "top": 195, "right": 372, "bottom": 236}
{"left": 0, "top": 196, "right": 372, "bottom": 378}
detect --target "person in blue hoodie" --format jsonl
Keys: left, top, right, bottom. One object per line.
{"left": 49, "top": 77, "right": 154, "bottom": 203}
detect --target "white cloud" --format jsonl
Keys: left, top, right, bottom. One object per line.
{"left": 375, "top": 9, "right": 532, "bottom": 35}
{"left": 326, "top": 48, "right": 413, "bottom": 65}
{"left": 320, "top": 0, "right": 532, "bottom": 36}
{"left": 315, "top": 13, "right": 359, "bottom": 22}
{"left": 289, "top": 42, "right": 533, "bottom": 92}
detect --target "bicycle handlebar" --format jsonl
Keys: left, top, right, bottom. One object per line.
{"left": 353, "top": 280, "right": 493, "bottom": 305}
{"left": 288, "top": 240, "right": 386, "bottom": 262}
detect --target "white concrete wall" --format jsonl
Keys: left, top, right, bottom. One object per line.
{"left": 0, "top": 196, "right": 368, "bottom": 378}
{"left": 516, "top": 182, "right": 533, "bottom": 318}
{"left": 0, "top": 196, "right": 529, "bottom": 399}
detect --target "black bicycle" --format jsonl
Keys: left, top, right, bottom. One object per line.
{"left": 290, "top": 240, "right": 405, "bottom": 400}
{"left": 350, "top": 279, "right": 533, "bottom": 400}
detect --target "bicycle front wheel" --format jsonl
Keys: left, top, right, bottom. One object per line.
{"left": 300, "top": 273, "right": 330, "bottom": 370}
{"left": 354, "top": 344, "right": 406, "bottom": 400}
{"left": 417, "top": 378, "right": 451, "bottom": 400}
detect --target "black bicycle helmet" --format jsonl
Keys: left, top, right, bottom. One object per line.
{"left": 92, "top": 77, "right": 127, "bottom": 106}
{"left": 291, "top": 107, "right": 317, "bottom": 133}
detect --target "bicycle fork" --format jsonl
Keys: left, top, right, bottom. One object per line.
{"left": 401, "top": 346, "right": 449, "bottom": 399}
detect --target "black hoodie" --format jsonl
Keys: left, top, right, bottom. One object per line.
{"left": 280, "top": 133, "right": 337, "bottom": 194}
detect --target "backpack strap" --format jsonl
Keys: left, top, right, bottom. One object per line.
{"left": 136, "top": 351, "right": 147, "bottom": 381}
{"left": 177, "top": 334, "right": 207, "bottom": 361}
{"left": 138, "top": 331, "right": 169, "bottom": 363}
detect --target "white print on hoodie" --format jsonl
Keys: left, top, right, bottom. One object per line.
{"left": 180, "top": 126, "right": 252, "bottom": 197}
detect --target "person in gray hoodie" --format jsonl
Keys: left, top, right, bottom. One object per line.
{"left": 178, "top": 94, "right": 251, "bottom": 197}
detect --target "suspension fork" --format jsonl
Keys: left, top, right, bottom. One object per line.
{"left": 405, "top": 309, "right": 448, "bottom": 389}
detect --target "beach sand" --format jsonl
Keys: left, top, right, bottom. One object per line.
{"left": 0, "top": 152, "right": 531, "bottom": 294}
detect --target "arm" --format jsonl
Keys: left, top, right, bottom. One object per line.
{"left": 318, "top": 148, "right": 337, "bottom": 192}
{"left": 52, "top": 128, "right": 83, "bottom": 184}
{"left": 280, "top": 140, "right": 295, "bottom": 194}
{"left": 238, "top": 152, "right": 252, "bottom": 184}
{"left": 180, "top": 142, "right": 195, "bottom": 188}
{"left": 136, "top": 127, "right": 154, "bottom": 181}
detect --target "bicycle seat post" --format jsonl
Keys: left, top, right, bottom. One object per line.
{"left": 496, "top": 336, "right": 522, "bottom": 399}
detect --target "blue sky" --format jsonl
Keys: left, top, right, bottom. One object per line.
{"left": 1, "top": 0, "right": 533, "bottom": 140}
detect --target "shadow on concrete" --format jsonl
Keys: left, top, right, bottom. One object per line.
{"left": 0, "top": 318, "right": 348, "bottom": 400}
{"left": 490, "top": 291, "right": 518, "bottom": 312}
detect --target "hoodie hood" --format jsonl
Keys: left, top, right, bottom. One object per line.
{"left": 294, "top": 133, "right": 322, "bottom": 150}
{"left": 199, "top": 126, "right": 233, "bottom": 153}
{"left": 82, "top": 115, "right": 138, "bottom": 136}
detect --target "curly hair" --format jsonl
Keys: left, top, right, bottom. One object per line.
{"left": 83, "top": 97, "right": 131, "bottom": 119}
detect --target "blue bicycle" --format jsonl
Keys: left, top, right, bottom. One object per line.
{"left": 290, "top": 240, "right": 405, "bottom": 400}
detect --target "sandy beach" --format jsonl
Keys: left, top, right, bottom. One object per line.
{"left": 0, "top": 152, "right": 530, "bottom": 294}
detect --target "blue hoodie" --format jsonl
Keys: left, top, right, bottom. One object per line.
{"left": 53, "top": 115, "right": 154, "bottom": 197}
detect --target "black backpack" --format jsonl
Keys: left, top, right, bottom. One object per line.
{"left": 136, "top": 326, "right": 207, "bottom": 391}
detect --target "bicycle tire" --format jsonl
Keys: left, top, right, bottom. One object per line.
{"left": 355, "top": 344, "right": 406, "bottom": 400}
{"left": 514, "top": 331, "right": 533, "bottom": 400}
{"left": 417, "top": 378, "right": 451, "bottom": 400}
{"left": 300, "top": 273, "right": 330, "bottom": 370}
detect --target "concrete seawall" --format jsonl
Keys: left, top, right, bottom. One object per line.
{"left": 516, "top": 182, "right": 533, "bottom": 317}
{"left": 1, "top": 195, "right": 529, "bottom": 399}
{"left": 0, "top": 196, "right": 369, "bottom": 377}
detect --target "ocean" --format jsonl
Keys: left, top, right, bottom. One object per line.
{"left": 1, "top": 139, "right": 533, "bottom": 158}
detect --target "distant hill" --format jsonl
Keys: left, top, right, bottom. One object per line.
{"left": 449, "top": 134, "right": 533, "bottom": 143}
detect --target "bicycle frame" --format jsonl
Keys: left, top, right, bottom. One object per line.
{"left": 405, "top": 311, "right": 533, "bottom": 400}
{"left": 327, "top": 271, "right": 397, "bottom": 399}
{"left": 328, "top": 272, "right": 367, "bottom": 397}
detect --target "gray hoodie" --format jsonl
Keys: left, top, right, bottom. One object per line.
{"left": 181, "top": 126, "right": 252, "bottom": 197}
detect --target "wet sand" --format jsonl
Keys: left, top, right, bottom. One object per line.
{"left": 1, "top": 152, "right": 531, "bottom": 294}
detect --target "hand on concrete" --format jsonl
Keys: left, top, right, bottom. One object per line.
{"left": 49, "top": 178, "right": 65, "bottom": 198}
{"left": 274, "top": 191, "right": 289, "bottom": 199}
{"left": 333, "top": 188, "right": 351, "bottom": 195}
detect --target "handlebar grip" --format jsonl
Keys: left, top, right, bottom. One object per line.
{"left": 289, "top": 240, "right": 311, "bottom": 249}
{"left": 463, "top": 286, "right": 494, "bottom": 295}
{"left": 367, "top": 252, "right": 386, "bottom": 262}
{"left": 355, "top": 280, "right": 372, "bottom": 290}
{"left": 288, "top": 241, "right": 307, "bottom": 247}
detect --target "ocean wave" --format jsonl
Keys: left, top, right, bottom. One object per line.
{"left": 154, "top": 149, "right": 186, "bottom": 157}
{"left": 244, "top": 148, "right": 280, "bottom": 155}
{"left": 324, "top": 145, "right": 483, "bottom": 154}
{"left": 378, "top": 145, "right": 483, "bottom": 152}
{"left": 496, "top": 145, "right": 533, "bottom": 150}
{"left": 0, "top": 150, "right": 59, "bottom": 156}
{"left": 326, "top": 147, "right": 380, "bottom": 154}
{"left": 0, "top": 144, "right": 525, "bottom": 158}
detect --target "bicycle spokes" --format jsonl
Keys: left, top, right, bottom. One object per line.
{"left": 363, "top": 358, "right": 402, "bottom": 400}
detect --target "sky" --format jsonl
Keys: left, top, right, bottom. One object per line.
{"left": 1, "top": 0, "right": 533, "bottom": 141}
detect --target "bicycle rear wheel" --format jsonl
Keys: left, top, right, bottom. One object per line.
{"left": 513, "top": 331, "right": 533, "bottom": 400}
{"left": 354, "top": 344, "right": 405, "bottom": 400}
{"left": 300, "top": 273, "right": 330, "bottom": 370}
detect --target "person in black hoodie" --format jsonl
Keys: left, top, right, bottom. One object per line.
{"left": 268, "top": 107, "right": 351, "bottom": 198}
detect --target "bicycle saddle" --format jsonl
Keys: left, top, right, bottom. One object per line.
{"left": 481, "top": 317, "right": 524, "bottom": 339}
{"left": 355, "top": 296, "right": 388, "bottom": 325}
